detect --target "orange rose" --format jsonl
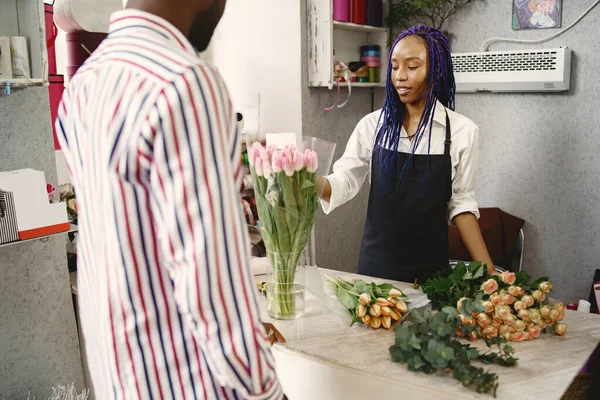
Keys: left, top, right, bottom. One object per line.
{"left": 522, "top": 295, "right": 535, "bottom": 308}
{"left": 540, "top": 305, "right": 552, "bottom": 318}
{"left": 503, "top": 314, "right": 517, "bottom": 326}
{"left": 508, "top": 286, "right": 523, "bottom": 297}
{"left": 460, "top": 314, "right": 476, "bottom": 326}
{"left": 495, "top": 305, "right": 512, "bottom": 321}
{"left": 537, "top": 320, "right": 547, "bottom": 330}
{"left": 501, "top": 271, "right": 516, "bottom": 285}
{"left": 482, "top": 301, "right": 495, "bottom": 314}
{"left": 513, "top": 319, "right": 527, "bottom": 332}
{"left": 514, "top": 301, "right": 526, "bottom": 311}
{"left": 532, "top": 290, "right": 546, "bottom": 302}
{"left": 512, "top": 331, "right": 527, "bottom": 342}
{"left": 499, "top": 325, "right": 515, "bottom": 335}
{"left": 490, "top": 293, "right": 502, "bottom": 306}
{"left": 501, "top": 293, "right": 516, "bottom": 305}
{"left": 482, "top": 326, "right": 499, "bottom": 338}
{"left": 518, "top": 309, "right": 531, "bottom": 321}
{"left": 554, "top": 323, "right": 567, "bottom": 336}
{"left": 481, "top": 279, "right": 499, "bottom": 295}
{"left": 529, "top": 309, "right": 542, "bottom": 323}
{"left": 528, "top": 325, "right": 542, "bottom": 339}
{"left": 477, "top": 313, "right": 491, "bottom": 328}
{"left": 539, "top": 281, "right": 553, "bottom": 293}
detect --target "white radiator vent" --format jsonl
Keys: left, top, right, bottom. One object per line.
{"left": 451, "top": 47, "right": 572, "bottom": 93}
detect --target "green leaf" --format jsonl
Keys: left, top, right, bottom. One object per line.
{"left": 409, "top": 334, "right": 422, "bottom": 350}
{"left": 515, "top": 270, "right": 532, "bottom": 286}
{"left": 396, "top": 326, "right": 411, "bottom": 343}
{"left": 467, "top": 261, "right": 483, "bottom": 272}
{"left": 353, "top": 280, "right": 369, "bottom": 295}
{"left": 452, "top": 263, "right": 468, "bottom": 281}
{"left": 300, "top": 179, "right": 315, "bottom": 190}
{"left": 389, "top": 345, "right": 410, "bottom": 362}
{"left": 408, "top": 354, "right": 426, "bottom": 371}
{"left": 467, "top": 348, "right": 479, "bottom": 360}
{"left": 335, "top": 286, "right": 357, "bottom": 310}
{"left": 442, "top": 306, "right": 459, "bottom": 320}
{"left": 429, "top": 278, "right": 453, "bottom": 292}
{"left": 350, "top": 314, "right": 361, "bottom": 327}
{"left": 472, "top": 265, "right": 485, "bottom": 279}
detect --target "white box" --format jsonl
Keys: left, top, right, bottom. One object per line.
{"left": 0, "top": 169, "right": 69, "bottom": 240}
{"left": 0, "top": 37, "right": 13, "bottom": 80}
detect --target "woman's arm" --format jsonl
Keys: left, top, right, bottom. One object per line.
{"left": 319, "top": 114, "right": 376, "bottom": 213}
{"left": 454, "top": 212, "right": 495, "bottom": 274}
{"left": 448, "top": 122, "right": 495, "bottom": 274}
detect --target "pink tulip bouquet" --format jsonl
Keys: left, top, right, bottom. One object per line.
{"left": 248, "top": 139, "right": 333, "bottom": 319}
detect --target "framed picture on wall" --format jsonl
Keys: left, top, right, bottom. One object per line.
{"left": 512, "top": 0, "right": 563, "bottom": 30}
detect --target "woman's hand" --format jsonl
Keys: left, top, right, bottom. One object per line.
{"left": 316, "top": 176, "right": 332, "bottom": 201}
{"left": 263, "top": 322, "right": 286, "bottom": 345}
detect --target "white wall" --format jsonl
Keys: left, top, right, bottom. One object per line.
{"left": 207, "top": 0, "right": 303, "bottom": 136}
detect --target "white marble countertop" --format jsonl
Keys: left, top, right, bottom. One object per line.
{"left": 258, "top": 268, "right": 600, "bottom": 400}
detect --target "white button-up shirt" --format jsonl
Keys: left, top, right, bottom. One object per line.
{"left": 322, "top": 101, "right": 481, "bottom": 224}
{"left": 56, "top": 10, "right": 281, "bottom": 400}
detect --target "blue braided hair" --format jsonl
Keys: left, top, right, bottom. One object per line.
{"left": 375, "top": 24, "right": 456, "bottom": 192}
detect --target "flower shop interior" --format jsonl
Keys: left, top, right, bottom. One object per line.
{"left": 1, "top": 0, "right": 600, "bottom": 399}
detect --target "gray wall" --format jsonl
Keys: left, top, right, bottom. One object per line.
{"left": 447, "top": 1, "right": 600, "bottom": 303}
{"left": 0, "top": 64, "right": 84, "bottom": 400}
{"left": 304, "top": 1, "right": 600, "bottom": 303}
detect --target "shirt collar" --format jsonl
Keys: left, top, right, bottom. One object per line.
{"left": 108, "top": 9, "right": 198, "bottom": 56}
{"left": 432, "top": 100, "right": 448, "bottom": 127}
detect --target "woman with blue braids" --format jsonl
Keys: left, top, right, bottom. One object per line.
{"left": 319, "top": 25, "right": 494, "bottom": 283}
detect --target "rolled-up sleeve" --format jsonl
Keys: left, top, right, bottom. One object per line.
{"left": 320, "top": 115, "right": 375, "bottom": 214}
{"left": 448, "top": 124, "right": 481, "bottom": 225}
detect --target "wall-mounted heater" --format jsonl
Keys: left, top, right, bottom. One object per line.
{"left": 451, "top": 46, "right": 572, "bottom": 93}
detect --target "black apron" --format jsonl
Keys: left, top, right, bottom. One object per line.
{"left": 357, "top": 112, "right": 452, "bottom": 284}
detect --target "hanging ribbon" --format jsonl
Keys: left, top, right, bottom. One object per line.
{"left": 324, "top": 61, "right": 352, "bottom": 111}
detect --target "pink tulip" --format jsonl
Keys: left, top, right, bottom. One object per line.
{"left": 248, "top": 142, "right": 261, "bottom": 166}
{"left": 282, "top": 156, "right": 294, "bottom": 177}
{"left": 272, "top": 152, "right": 283, "bottom": 173}
{"left": 292, "top": 151, "right": 305, "bottom": 171}
{"left": 262, "top": 159, "right": 273, "bottom": 179}
{"left": 254, "top": 158, "right": 264, "bottom": 177}
{"left": 259, "top": 148, "right": 269, "bottom": 164}
{"left": 305, "top": 150, "right": 318, "bottom": 173}
{"left": 266, "top": 144, "right": 277, "bottom": 158}
{"left": 284, "top": 144, "right": 295, "bottom": 161}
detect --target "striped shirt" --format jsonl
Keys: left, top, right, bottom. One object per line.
{"left": 56, "top": 9, "right": 282, "bottom": 400}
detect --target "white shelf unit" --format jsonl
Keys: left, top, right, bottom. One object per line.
{"left": 0, "top": 0, "right": 49, "bottom": 89}
{"left": 308, "top": 0, "right": 389, "bottom": 89}
{"left": 0, "top": 223, "right": 78, "bottom": 249}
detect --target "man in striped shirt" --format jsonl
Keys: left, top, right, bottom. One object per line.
{"left": 56, "top": 1, "right": 285, "bottom": 398}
